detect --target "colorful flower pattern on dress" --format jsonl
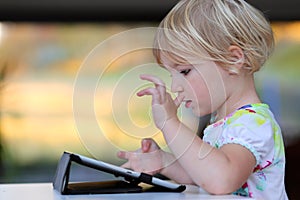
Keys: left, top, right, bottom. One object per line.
{"left": 203, "top": 103, "right": 287, "bottom": 199}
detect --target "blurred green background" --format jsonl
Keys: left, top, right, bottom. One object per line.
{"left": 0, "top": 21, "right": 299, "bottom": 185}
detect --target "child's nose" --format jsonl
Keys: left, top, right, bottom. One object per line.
{"left": 171, "top": 81, "right": 183, "bottom": 93}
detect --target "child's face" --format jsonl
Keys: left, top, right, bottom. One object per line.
{"left": 160, "top": 55, "right": 229, "bottom": 117}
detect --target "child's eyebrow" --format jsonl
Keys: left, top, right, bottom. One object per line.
{"left": 174, "top": 64, "right": 193, "bottom": 69}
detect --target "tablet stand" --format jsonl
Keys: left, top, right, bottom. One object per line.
{"left": 52, "top": 152, "right": 143, "bottom": 194}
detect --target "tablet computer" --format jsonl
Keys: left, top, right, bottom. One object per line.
{"left": 53, "top": 151, "right": 186, "bottom": 194}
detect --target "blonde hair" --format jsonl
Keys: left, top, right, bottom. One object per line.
{"left": 153, "top": 0, "right": 274, "bottom": 74}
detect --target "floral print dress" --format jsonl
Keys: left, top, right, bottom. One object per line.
{"left": 203, "top": 104, "right": 288, "bottom": 199}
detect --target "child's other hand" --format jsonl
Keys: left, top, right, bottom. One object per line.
{"left": 117, "top": 138, "right": 163, "bottom": 175}
{"left": 137, "top": 74, "right": 184, "bottom": 130}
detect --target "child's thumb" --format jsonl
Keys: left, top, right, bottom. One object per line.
{"left": 141, "top": 138, "right": 159, "bottom": 152}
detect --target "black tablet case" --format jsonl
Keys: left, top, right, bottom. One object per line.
{"left": 52, "top": 151, "right": 186, "bottom": 194}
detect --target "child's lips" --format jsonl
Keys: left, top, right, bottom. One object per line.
{"left": 184, "top": 100, "right": 192, "bottom": 108}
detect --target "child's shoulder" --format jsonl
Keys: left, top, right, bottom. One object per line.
{"left": 225, "top": 103, "right": 273, "bottom": 126}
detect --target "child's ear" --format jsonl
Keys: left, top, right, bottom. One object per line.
{"left": 227, "top": 45, "right": 245, "bottom": 74}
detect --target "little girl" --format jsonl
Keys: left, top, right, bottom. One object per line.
{"left": 117, "top": 0, "right": 288, "bottom": 199}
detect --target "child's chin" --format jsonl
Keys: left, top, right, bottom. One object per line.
{"left": 191, "top": 107, "right": 201, "bottom": 117}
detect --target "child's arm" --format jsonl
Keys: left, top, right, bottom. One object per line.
{"left": 137, "top": 74, "right": 256, "bottom": 195}
{"left": 162, "top": 117, "right": 256, "bottom": 194}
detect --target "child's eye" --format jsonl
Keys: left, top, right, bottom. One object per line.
{"left": 180, "top": 69, "right": 191, "bottom": 76}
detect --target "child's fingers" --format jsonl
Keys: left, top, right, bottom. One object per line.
{"left": 137, "top": 87, "right": 161, "bottom": 105}
{"left": 142, "top": 138, "right": 160, "bottom": 153}
{"left": 118, "top": 151, "right": 134, "bottom": 169}
{"left": 136, "top": 87, "right": 155, "bottom": 97}
{"left": 174, "top": 94, "right": 185, "bottom": 107}
{"left": 140, "top": 74, "right": 165, "bottom": 86}
{"left": 140, "top": 74, "right": 166, "bottom": 101}
{"left": 141, "top": 139, "right": 151, "bottom": 152}
{"left": 121, "top": 161, "right": 131, "bottom": 169}
{"left": 117, "top": 151, "right": 129, "bottom": 160}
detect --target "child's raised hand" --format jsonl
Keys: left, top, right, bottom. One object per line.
{"left": 117, "top": 138, "right": 163, "bottom": 175}
{"left": 137, "top": 74, "right": 184, "bottom": 130}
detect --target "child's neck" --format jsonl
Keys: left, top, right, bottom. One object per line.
{"left": 216, "top": 74, "right": 261, "bottom": 121}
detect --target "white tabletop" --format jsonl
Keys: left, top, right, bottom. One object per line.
{"left": 0, "top": 183, "right": 252, "bottom": 200}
